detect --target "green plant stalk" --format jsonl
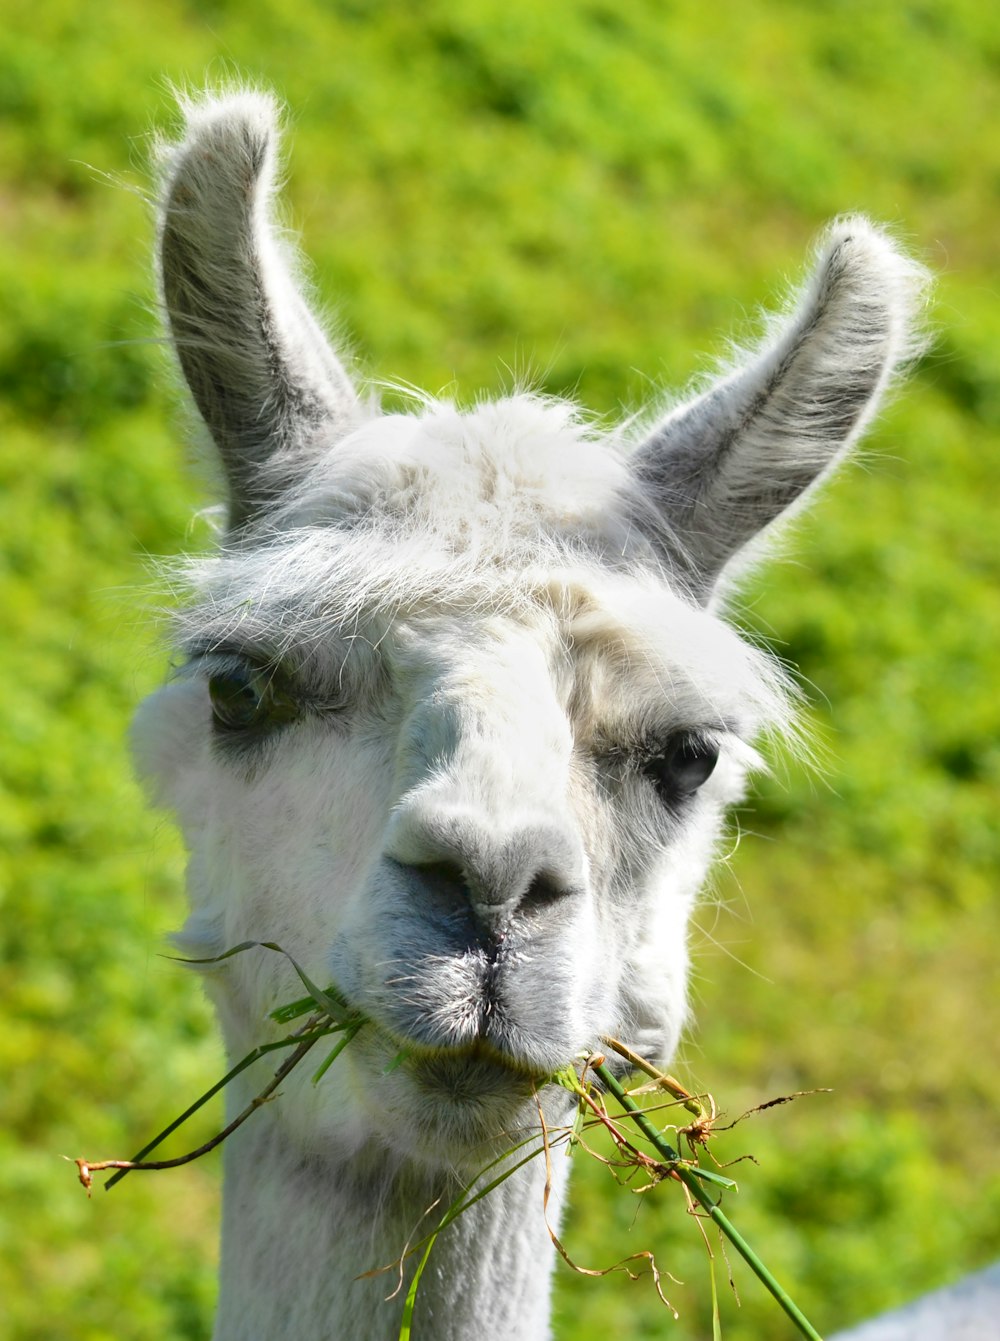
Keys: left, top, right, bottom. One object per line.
{"left": 554, "top": 1062, "right": 734, "bottom": 1191}
{"left": 594, "top": 1063, "right": 825, "bottom": 1341}
{"left": 600, "top": 1035, "right": 707, "bottom": 1120}
{"left": 103, "top": 1025, "right": 343, "bottom": 1189}
{"left": 397, "top": 1135, "right": 558, "bottom": 1340}
{"left": 87, "top": 964, "right": 821, "bottom": 1339}
{"left": 311, "top": 1019, "right": 363, "bottom": 1084}
{"left": 177, "top": 941, "right": 360, "bottom": 1030}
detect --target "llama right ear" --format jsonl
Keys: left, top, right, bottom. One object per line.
{"left": 158, "top": 91, "right": 359, "bottom": 530}
{"left": 631, "top": 220, "right": 928, "bottom": 601}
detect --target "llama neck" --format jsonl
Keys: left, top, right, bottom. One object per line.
{"left": 212, "top": 1101, "right": 569, "bottom": 1341}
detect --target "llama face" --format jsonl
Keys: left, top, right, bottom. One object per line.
{"left": 140, "top": 92, "right": 923, "bottom": 1166}
{"left": 135, "top": 398, "right": 784, "bottom": 1161}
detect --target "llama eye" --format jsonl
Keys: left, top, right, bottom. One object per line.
{"left": 642, "top": 733, "right": 720, "bottom": 802}
{"left": 208, "top": 663, "right": 299, "bottom": 734}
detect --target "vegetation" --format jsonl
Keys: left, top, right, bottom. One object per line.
{"left": 2, "top": 2, "right": 998, "bottom": 1337}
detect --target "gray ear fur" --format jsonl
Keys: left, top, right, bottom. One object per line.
{"left": 158, "top": 90, "right": 359, "bottom": 530}
{"left": 632, "top": 219, "right": 929, "bottom": 601}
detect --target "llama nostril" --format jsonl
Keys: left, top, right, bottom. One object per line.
{"left": 400, "top": 856, "right": 574, "bottom": 938}
{"left": 389, "top": 816, "right": 583, "bottom": 929}
{"left": 410, "top": 858, "right": 469, "bottom": 905}
{"left": 521, "top": 871, "right": 575, "bottom": 911}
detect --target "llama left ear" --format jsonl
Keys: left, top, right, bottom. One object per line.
{"left": 631, "top": 219, "right": 928, "bottom": 601}
{"left": 158, "top": 90, "right": 360, "bottom": 530}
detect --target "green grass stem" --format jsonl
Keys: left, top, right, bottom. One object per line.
{"left": 103, "top": 1026, "right": 340, "bottom": 1189}
{"left": 594, "top": 1063, "right": 825, "bottom": 1341}
{"left": 88, "top": 969, "right": 823, "bottom": 1338}
{"left": 311, "top": 1020, "right": 364, "bottom": 1084}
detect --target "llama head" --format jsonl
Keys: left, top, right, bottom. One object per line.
{"left": 133, "top": 91, "right": 925, "bottom": 1170}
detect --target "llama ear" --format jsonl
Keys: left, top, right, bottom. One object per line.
{"left": 158, "top": 90, "right": 359, "bottom": 529}
{"left": 632, "top": 219, "right": 928, "bottom": 600}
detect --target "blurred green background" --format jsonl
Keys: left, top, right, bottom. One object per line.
{"left": 2, "top": 2, "right": 998, "bottom": 1338}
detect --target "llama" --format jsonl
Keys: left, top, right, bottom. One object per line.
{"left": 131, "top": 90, "right": 925, "bottom": 1341}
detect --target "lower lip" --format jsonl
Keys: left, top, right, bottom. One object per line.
{"left": 405, "top": 1040, "right": 549, "bottom": 1090}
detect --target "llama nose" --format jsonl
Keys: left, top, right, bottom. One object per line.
{"left": 386, "top": 812, "right": 583, "bottom": 933}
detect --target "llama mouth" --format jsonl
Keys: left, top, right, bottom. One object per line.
{"left": 311, "top": 963, "right": 553, "bottom": 1080}
{"left": 339, "top": 938, "right": 569, "bottom": 1081}
{"left": 405, "top": 1041, "right": 551, "bottom": 1109}
{"left": 420, "top": 1036, "right": 549, "bottom": 1080}
{"left": 347, "top": 988, "right": 562, "bottom": 1091}
{"left": 373, "top": 1021, "right": 555, "bottom": 1087}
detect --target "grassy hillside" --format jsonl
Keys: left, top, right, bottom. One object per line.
{"left": 1, "top": 2, "right": 998, "bottom": 1338}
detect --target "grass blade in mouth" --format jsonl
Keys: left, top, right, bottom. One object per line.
{"left": 72, "top": 953, "right": 826, "bottom": 1339}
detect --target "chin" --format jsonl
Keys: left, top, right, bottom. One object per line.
{"left": 411, "top": 1051, "right": 545, "bottom": 1146}
{"left": 343, "top": 1027, "right": 570, "bottom": 1168}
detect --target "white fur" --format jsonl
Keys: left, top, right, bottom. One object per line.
{"left": 132, "top": 90, "right": 927, "bottom": 1339}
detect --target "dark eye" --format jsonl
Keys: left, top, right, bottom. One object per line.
{"left": 642, "top": 733, "right": 720, "bottom": 802}
{"left": 208, "top": 662, "right": 299, "bottom": 734}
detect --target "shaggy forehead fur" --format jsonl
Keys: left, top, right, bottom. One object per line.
{"left": 175, "top": 393, "right": 792, "bottom": 743}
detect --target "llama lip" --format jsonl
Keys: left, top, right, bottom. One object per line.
{"left": 407, "top": 1040, "right": 552, "bottom": 1098}
{"left": 376, "top": 988, "right": 567, "bottom": 1080}
{"left": 334, "top": 922, "right": 569, "bottom": 1072}
{"left": 359, "top": 1004, "right": 558, "bottom": 1086}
